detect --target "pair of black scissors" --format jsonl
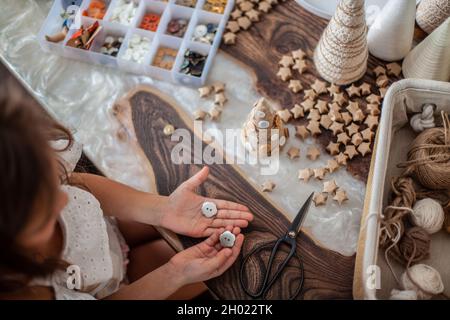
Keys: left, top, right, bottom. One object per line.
{"left": 239, "top": 193, "right": 314, "bottom": 300}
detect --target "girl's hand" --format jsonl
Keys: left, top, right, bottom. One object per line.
{"left": 161, "top": 167, "right": 253, "bottom": 238}
{"left": 169, "top": 227, "right": 244, "bottom": 286}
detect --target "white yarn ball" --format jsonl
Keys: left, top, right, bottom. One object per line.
{"left": 389, "top": 289, "right": 418, "bottom": 300}
{"left": 411, "top": 198, "right": 445, "bottom": 234}
{"left": 401, "top": 264, "right": 444, "bottom": 300}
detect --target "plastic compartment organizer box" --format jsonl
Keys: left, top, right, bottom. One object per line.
{"left": 38, "top": 0, "right": 234, "bottom": 87}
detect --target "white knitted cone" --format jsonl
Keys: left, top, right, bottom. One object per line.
{"left": 403, "top": 17, "right": 450, "bottom": 81}
{"left": 416, "top": 0, "right": 450, "bottom": 34}
{"left": 314, "top": 0, "right": 368, "bottom": 85}
{"left": 367, "top": 0, "right": 416, "bottom": 61}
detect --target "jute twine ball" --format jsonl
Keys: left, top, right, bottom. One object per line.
{"left": 411, "top": 198, "right": 445, "bottom": 234}
{"left": 401, "top": 264, "right": 444, "bottom": 300}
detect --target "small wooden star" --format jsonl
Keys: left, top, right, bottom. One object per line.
{"left": 223, "top": 32, "right": 237, "bottom": 45}
{"left": 301, "top": 99, "right": 315, "bottom": 112}
{"left": 258, "top": 1, "right": 272, "bottom": 13}
{"left": 209, "top": 107, "right": 222, "bottom": 121}
{"left": 262, "top": 180, "right": 276, "bottom": 192}
{"left": 337, "top": 132, "right": 350, "bottom": 145}
{"left": 358, "top": 142, "right": 372, "bottom": 157}
{"left": 288, "top": 80, "right": 303, "bottom": 93}
{"left": 323, "top": 180, "right": 338, "bottom": 194}
{"left": 213, "top": 82, "right": 225, "bottom": 93}
{"left": 364, "top": 115, "right": 379, "bottom": 130}
{"left": 193, "top": 109, "right": 207, "bottom": 120}
{"left": 327, "top": 83, "right": 341, "bottom": 96}
{"left": 226, "top": 20, "right": 240, "bottom": 33}
{"left": 328, "top": 102, "right": 341, "bottom": 113}
{"left": 373, "top": 65, "right": 386, "bottom": 77}
{"left": 315, "top": 100, "right": 329, "bottom": 114}
{"left": 361, "top": 128, "right": 374, "bottom": 142}
{"left": 245, "top": 9, "right": 260, "bottom": 22}
{"left": 304, "top": 89, "right": 318, "bottom": 101}
{"left": 277, "top": 67, "right": 292, "bottom": 82}
{"left": 341, "top": 112, "right": 353, "bottom": 125}
{"left": 346, "top": 101, "right": 360, "bottom": 115}
{"left": 359, "top": 83, "right": 372, "bottom": 96}
{"left": 239, "top": 1, "right": 254, "bottom": 12}
{"left": 352, "top": 110, "right": 366, "bottom": 123}
{"left": 326, "top": 159, "right": 340, "bottom": 173}
{"left": 307, "top": 146, "right": 321, "bottom": 160}
{"left": 333, "top": 189, "right": 349, "bottom": 205}
{"left": 335, "top": 152, "right": 348, "bottom": 166}
{"left": 328, "top": 110, "right": 343, "bottom": 122}
{"left": 295, "top": 125, "right": 309, "bottom": 140}
{"left": 198, "top": 86, "right": 212, "bottom": 98}
{"left": 326, "top": 142, "right": 341, "bottom": 155}
{"left": 290, "top": 104, "right": 304, "bottom": 119}
{"left": 311, "top": 79, "right": 328, "bottom": 95}
{"left": 237, "top": 16, "right": 252, "bottom": 30}
{"left": 279, "top": 55, "right": 295, "bottom": 68}
{"left": 346, "top": 84, "right": 361, "bottom": 98}
{"left": 292, "top": 48, "right": 306, "bottom": 60}
{"left": 307, "top": 109, "right": 321, "bottom": 121}
{"left": 351, "top": 132, "right": 363, "bottom": 146}
{"left": 298, "top": 168, "right": 313, "bottom": 182}
{"left": 379, "top": 87, "right": 388, "bottom": 98}
{"left": 366, "top": 94, "right": 382, "bottom": 105}
{"left": 292, "top": 59, "right": 307, "bottom": 74}
{"left": 320, "top": 114, "right": 333, "bottom": 129}
{"left": 376, "top": 75, "right": 389, "bottom": 88}
{"left": 214, "top": 92, "right": 227, "bottom": 107}
{"left": 333, "top": 92, "right": 347, "bottom": 106}
{"left": 313, "top": 193, "right": 328, "bottom": 206}
{"left": 367, "top": 104, "right": 381, "bottom": 116}
{"left": 329, "top": 122, "right": 344, "bottom": 136}
{"left": 287, "top": 147, "right": 300, "bottom": 160}
{"left": 344, "top": 145, "right": 358, "bottom": 160}
{"left": 278, "top": 109, "right": 293, "bottom": 123}
{"left": 230, "top": 9, "right": 243, "bottom": 20}
{"left": 386, "top": 62, "right": 402, "bottom": 77}
{"left": 313, "top": 168, "right": 327, "bottom": 180}
{"left": 307, "top": 121, "right": 321, "bottom": 136}
{"left": 346, "top": 122, "right": 360, "bottom": 136}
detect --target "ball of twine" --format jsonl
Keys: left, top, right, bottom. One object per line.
{"left": 411, "top": 198, "right": 445, "bottom": 234}
{"left": 401, "top": 264, "right": 444, "bottom": 300}
{"left": 401, "top": 112, "right": 450, "bottom": 190}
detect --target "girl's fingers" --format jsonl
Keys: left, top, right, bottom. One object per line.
{"left": 210, "top": 199, "right": 250, "bottom": 213}
{"left": 204, "top": 248, "right": 233, "bottom": 275}
{"left": 215, "top": 234, "right": 245, "bottom": 276}
{"left": 204, "top": 227, "right": 224, "bottom": 247}
{"left": 211, "top": 218, "right": 249, "bottom": 229}
{"left": 217, "top": 209, "right": 254, "bottom": 222}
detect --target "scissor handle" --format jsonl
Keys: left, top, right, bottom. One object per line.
{"left": 240, "top": 236, "right": 304, "bottom": 300}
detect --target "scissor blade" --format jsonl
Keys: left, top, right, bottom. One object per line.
{"left": 290, "top": 192, "right": 314, "bottom": 235}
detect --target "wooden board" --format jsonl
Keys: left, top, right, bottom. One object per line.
{"left": 113, "top": 85, "right": 355, "bottom": 299}
{"left": 220, "top": 0, "right": 427, "bottom": 181}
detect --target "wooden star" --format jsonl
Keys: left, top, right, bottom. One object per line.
{"left": 346, "top": 101, "right": 360, "bottom": 115}
{"left": 237, "top": 16, "right": 252, "bottom": 30}
{"left": 313, "top": 168, "right": 327, "bottom": 180}
{"left": 359, "top": 83, "right": 372, "bottom": 96}
{"left": 230, "top": 9, "right": 243, "bottom": 20}
{"left": 209, "top": 107, "right": 222, "bottom": 121}
{"left": 364, "top": 115, "right": 379, "bottom": 130}
{"left": 326, "top": 142, "right": 341, "bottom": 156}
{"left": 226, "top": 20, "right": 241, "bottom": 33}
{"left": 367, "top": 104, "right": 380, "bottom": 116}
{"left": 341, "top": 112, "right": 353, "bottom": 125}
{"left": 307, "top": 121, "right": 321, "bottom": 136}
{"left": 304, "top": 89, "right": 318, "bottom": 101}
{"left": 344, "top": 145, "right": 358, "bottom": 159}
{"left": 307, "top": 109, "right": 321, "bottom": 121}
{"left": 223, "top": 32, "right": 236, "bottom": 45}
{"left": 333, "top": 189, "right": 349, "bottom": 205}
{"left": 333, "top": 92, "right": 347, "bottom": 106}
{"left": 313, "top": 193, "right": 328, "bottom": 206}
{"left": 337, "top": 132, "right": 350, "bottom": 145}
{"left": 386, "top": 62, "right": 402, "bottom": 77}
{"left": 328, "top": 102, "right": 341, "bottom": 113}
{"left": 373, "top": 65, "right": 386, "bottom": 77}
{"left": 279, "top": 55, "right": 295, "bottom": 68}
{"left": 326, "top": 159, "right": 340, "bottom": 173}
{"left": 323, "top": 180, "right": 338, "bottom": 194}
{"left": 292, "top": 59, "right": 307, "bottom": 74}
{"left": 376, "top": 75, "right": 389, "bottom": 88}
{"left": 346, "top": 122, "right": 360, "bottom": 136}
{"left": 193, "top": 109, "right": 207, "bottom": 120}
{"left": 239, "top": 1, "right": 254, "bottom": 12}
{"left": 329, "top": 122, "right": 344, "bottom": 136}
{"left": 277, "top": 67, "right": 292, "bottom": 82}
{"left": 212, "top": 82, "right": 224, "bottom": 93}
{"left": 328, "top": 110, "right": 343, "bottom": 122}
{"left": 301, "top": 99, "right": 315, "bottom": 112}
{"left": 214, "top": 92, "right": 227, "bottom": 107}
{"left": 288, "top": 80, "right": 303, "bottom": 93}
{"left": 298, "top": 168, "right": 313, "bottom": 182}
{"left": 320, "top": 114, "right": 333, "bottom": 130}
{"left": 315, "top": 100, "right": 329, "bottom": 114}
{"left": 290, "top": 104, "right": 304, "bottom": 119}
{"left": 245, "top": 9, "right": 260, "bottom": 22}
{"left": 198, "top": 86, "right": 212, "bottom": 98}
{"left": 361, "top": 128, "right": 374, "bottom": 142}
{"left": 258, "top": 1, "right": 272, "bottom": 13}
{"left": 327, "top": 83, "right": 341, "bottom": 96}
{"left": 295, "top": 125, "right": 309, "bottom": 140}
{"left": 366, "top": 94, "right": 382, "bottom": 105}
{"left": 379, "top": 87, "right": 388, "bottom": 98}
{"left": 262, "top": 180, "right": 276, "bottom": 192}
{"left": 351, "top": 132, "right": 363, "bottom": 146}
{"left": 335, "top": 152, "right": 348, "bottom": 166}
{"left": 278, "top": 109, "right": 292, "bottom": 123}
{"left": 292, "top": 48, "right": 306, "bottom": 60}
{"left": 346, "top": 84, "right": 361, "bottom": 98}
{"left": 287, "top": 147, "right": 300, "bottom": 160}
{"left": 311, "top": 79, "right": 328, "bottom": 95}
{"left": 358, "top": 142, "right": 372, "bottom": 157}
{"left": 307, "top": 146, "right": 321, "bottom": 160}
{"left": 352, "top": 110, "right": 366, "bottom": 123}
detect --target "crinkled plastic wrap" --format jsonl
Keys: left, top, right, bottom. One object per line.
{"left": 0, "top": 0, "right": 366, "bottom": 256}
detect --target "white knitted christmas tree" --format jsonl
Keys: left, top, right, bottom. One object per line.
{"left": 314, "top": 0, "right": 368, "bottom": 85}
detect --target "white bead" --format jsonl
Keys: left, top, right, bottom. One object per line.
{"left": 220, "top": 231, "right": 236, "bottom": 248}
{"left": 201, "top": 201, "right": 217, "bottom": 218}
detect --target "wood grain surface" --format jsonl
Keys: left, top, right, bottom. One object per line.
{"left": 220, "top": 0, "right": 427, "bottom": 181}
{"left": 113, "top": 86, "right": 355, "bottom": 299}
